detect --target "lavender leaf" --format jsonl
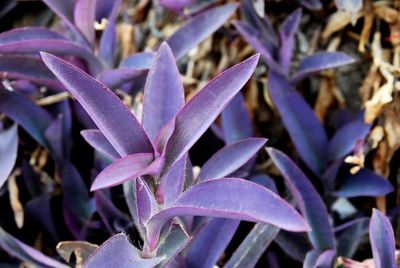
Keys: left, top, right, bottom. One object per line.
{"left": 0, "top": 124, "right": 18, "bottom": 188}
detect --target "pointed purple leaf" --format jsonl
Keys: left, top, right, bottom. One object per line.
{"left": 369, "top": 209, "right": 396, "bottom": 268}
{"left": 136, "top": 177, "right": 159, "bottom": 225}
{"left": 335, "top": 168, "right": 394, "bottom": 198}
{"left": 0, "top": 124, "right": 18, "bottom": 188}
{"left": 85, "top": 233, "right": 162, "bottom": 268}
{"left": 0, "top": 88, "right": 52, "bottom": 149}
{"left": 278, "top": 8, "right": 302, "bottom": 74}
{"left": 90, "top": 153, "right": 164, "bottom": 191}
{"left": 97, "top": 68, "right": 147, "bottom": 89}
{"left": 233, "top": 20, "right": 284, "bottom": 74}
{"left": 165, "top": 54, "right": 259, "bottom": 169}
{"left": 147, "top": 178, "right": 310, "bottom": 250}
{"left": 198, "top": 138, "right": 267, "bottom": 181}
{"left": 267, "top": 147, "right": 335, "bottom": 250}
{"left": 74, "top": 0, "right": 97, "bottom": 45}
{"left": 268, "top": 72, "right": 328, "bottom": 175}
{"left": 81, "top": 129, "right": 119, "bottom": 160}
{"left": 142, "top": 42, "right": 185, "bottom": 141}
{"left": 304, "top": 249, "right": 336, "bottom": 268}
{"left": 120, "top": 52, "right": 155, "bottom": 68}
{"left": 291, "top": 52, "right": 354, "bottom": 84}
{"left": 41, "top": 52, "right": 153, "bottom": 157}
{"left": 166, "top": 3, "right": 238, "bottom": 60}
{"left": 221, "top": 92, "right": 253, "bottom": 144}
{"left": 158, "top": 0, "right": 191, "bottom": 12}
{"left": 328, "top": 120, "right": 370, "bottom": 161}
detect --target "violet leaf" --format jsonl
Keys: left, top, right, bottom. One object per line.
{"left": 81, "top": 129, "right": 119, "bottom": 160}
{"left": 0, "top": 124, "right": 18, "bottom": 188}
{"left": 298, "top": 0, "right": 322, "bottom": 10}
{"left": 336, "top": 217, "right": 369, "bottom": 258}
{"left": 268, "top": 71, "right": 328, "bottom": 175}
{"left": 74, "top": 0, "right": 97, "bottom": 46}
{"left": 41, "top": 52, "right": 153, "bottom": 157}
{"left": 136, "top": 177, "right": 159, "bottom": 225}
{"left": 303, "top": 249, "right": 336, "bottom": 268}
{"left": 221, "top": 92, "right": 253, "bottom": 144}
{"left": 334, "top": 168, "right": 394, "bottom": 198}
{"left": 166, "top": 3, "right": 238, "bottom": 60}
{"left": 164, "top": 54, "right": 259, "bottom": 170}
{"left": 97, "top": 68, "right": 148, "bottom": 89}
{"left": 291, "top": 52, "right": 354, "bottom": 84}
{"left": 90, "top": 153, "right": 162, "bottom": 191}
{"left": 197, "top": 138, "right": 267, "bottom": 182}
{"left": 120, "top": 52, "right": 155, "bottom": 68}
{"left": 146, "top": 178, "right": 310, "bottom": 250}
{"left": 278, "top": 8, "right": 302, "bottom": 74}
{"left": 369, "top": 209, "right": 396, "bottom": 268}
{"left": 267, "top": 147, "right": 335, "bottom": 250}
{"left": 327, "top": 120, "right": 370, "bottom": 162}
{"left": 85, "top": 233, "right": 162, "bottom": 268}
{"left": 142, "top": 42, "right": 185, "bottom": 141}
{"left": 158, "top": 0, "right": 191, "bottom": 12}
{"left": 45, "top": 115, "right": 64, "bottom": 161}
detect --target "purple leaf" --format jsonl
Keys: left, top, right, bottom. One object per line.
{"left": 224, "top": 223, "right": 280, "bottom": 268}
{"left": 0, "top": 55, "right": 63, "bottom": 91}
{"left": 268, "top": 71, "right": 328, "bottom": 175}
{"left": 123, "top": 181, "right": 145, "bottom": 239}
{"left": 298, "top": 0, "right": 322, "bottom": 10}
{"left": 120, "top": 52, "right": 155, "bottom": 68}
{"left": 335, "top": 0, "right": 362, "bottom": 14}
{"left": 291, "top": 52, "right": 354, "bottom": 84}
{"left": 328, "top": 120, "right": 370, "bottom": 161}
{"left": 0, "top": 87, "right": 52, "bottom": 149}
{"left": 221, "top": 92, "right": 253, "bottom": 144}
{"left": 303, "top": 249, "right": 336, "bottom": 268}
{"left": 146, "top": 178, "right": 310, "bottom": 250}
{"left": 0, "top": 226, "right": 68, "bottom": 267}
{"left": 198, "top": 138, "right": 267, "bottom": 181}
{"left": 153, "top": 119, "right": 176, "bottom": 156}
{"left": 90, "top": 153, "right": 162, "bottom": 191}
{"left": 45, "top": 115, "right": 64, "bottom": 161}
{"left": 369, "top": 209, "right": 396, "bottom": 268}
{"left": 158, "top": 0, "right": 191, "bottom": 12}
{"left": 142, "top": 42, "right": 185, "bottom": 141}
{"left": 166, "top": 3, "right": 238, "bottom": 60}
{"left": 336, "top": 217, "right": 369, "bottom": 258}
{"left": 0, "top": 28, "right": 103, "bottom": 74}
{"left": 97, "top": 68, "right": 147, "bottom": 89}
{"left": 187, "top": 219, "right": 239, "bottom": 268}
{"left": 233, "top": 20, "right": 284, "bottom": 74}
{"left": 267, "top": 147, "right": 335, "bottom": 250}
{"left": 165, "top": 54, "right": 259, "bottom": 169}
{"left": 41, "top": 52, "right": 153, "bottom": 157}
{"left": 81, "top": 129, "right": 119, "bottom": 160}
{"left": 157, "top": 154, "right": 187, "bottom": 206}
{"left": 278, "top": 8, "right": 302, "bottom": 74}
{"left": 85, "top": 233, "right": 162, "bottom": 268}
{"left": 156, "top": 226, "right": 191, "bottom": 268}
{"left": 74, "top": 0, "right": 97, "bottom": 45}
{"left": 136, "top": 177, "right": 159, "bottom": 225}
{"left": 98, "top": 0, "right": 121, "bottom": 66}
{"left": 335, "top": 168, "right": 394, "bottom": 198}
{"left": 0, "top": 124, "right": 18, "bottom": 188}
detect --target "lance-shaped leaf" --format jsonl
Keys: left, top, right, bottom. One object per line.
{"left": 0, "top": 55, "right": 63, "bottom": 91}
{"left": 267, "top": 148, "right": 335, "bottom": 250}
{"left": 0, "top": 226, "right": 68, "bottom": 268}
{"left": 142, "top": 42, "right": 185, "bottom": 141}
{"left": 328, "top": 120, "right": 370, "bottom": 161}
{"left": 120, "top": 52, "right": 155, "bottom": 68}
{"left": 233, "top": 21, "right": 284, "bottom": 74}
{"left": 198, "top": 138, "right": 267, "bottom": 182}
{"left": 91, "top": 153, "right": 164, "bottom": 191}
{"left": 224, "top": 223, "right": 280, "bottom": 268}
{"left": 335, "top": 168, "right": 393, "bottom": 198}
{"left": 98, "top": 68, "right": 147, "bottom": 89}
{"left": 146, "top": 178, "right": 310, "bottom": 250}
{"left": 136, "top": 177, "right": 159, "bottom": 225}
{"left": 369, "top": 209, "right": 396, "bottom": 268}
{"left": 74, "top": 0, "right": 97, "bottom": 45}
{"left": 268, "top": 72, "right": 328, "bottom": 175}
{"left": 278, "top": 8, "right": 302, "bottom": 74}
{"left": 41, "top": 52, "right": 153, "bottom": 157}
{"left": 81, "top": 129, "right": 119, "bottom": 160}
{"left": 335, "top": 0, "right": 362, "bottom": 14}
{"left": 165, "top": 54, "right": 259, "bottom": 169}
{"left": 303, "top": 249, "right": 336, "bottom": 268}
{"left": 291, "top": 52, "right": 354, "bottom": 84}
{"left": 187, "top": 219, "right": 240, "bottom": 268}
{"left": 166, "top": 3, "right": 238, "bottom": 60}
{"left": 158, "top": 0, "right": 191, "bottom": 12}
{"left": 123, "top": 181, "right": 145, "bottom": 239}
{"left": 0, "top": 124, "right": 18, "bottom": 188}
{"left": 45, "top": 115, "right": 64, "bottom": 161}
{"left": 98, "top": 0, "right": 121, "bottom": 66}
{"left": 0, "top": 28, "right": 103, "bottom": 74}
{"left": 221, "top": 92, "right": 253, "bottom": 144}
{"left": 85, "top": 233, "right": 162, "bottom": 268}
{"left": 0, "top": 87, "right": 52, "bottom": 149}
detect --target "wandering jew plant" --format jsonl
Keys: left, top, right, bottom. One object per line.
{"left": 0, "top": 0, "right": 398, "bottom": 267}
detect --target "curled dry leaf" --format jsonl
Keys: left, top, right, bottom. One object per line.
{"left": 56, "top": 241, "right": 98, "bottom": 267}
